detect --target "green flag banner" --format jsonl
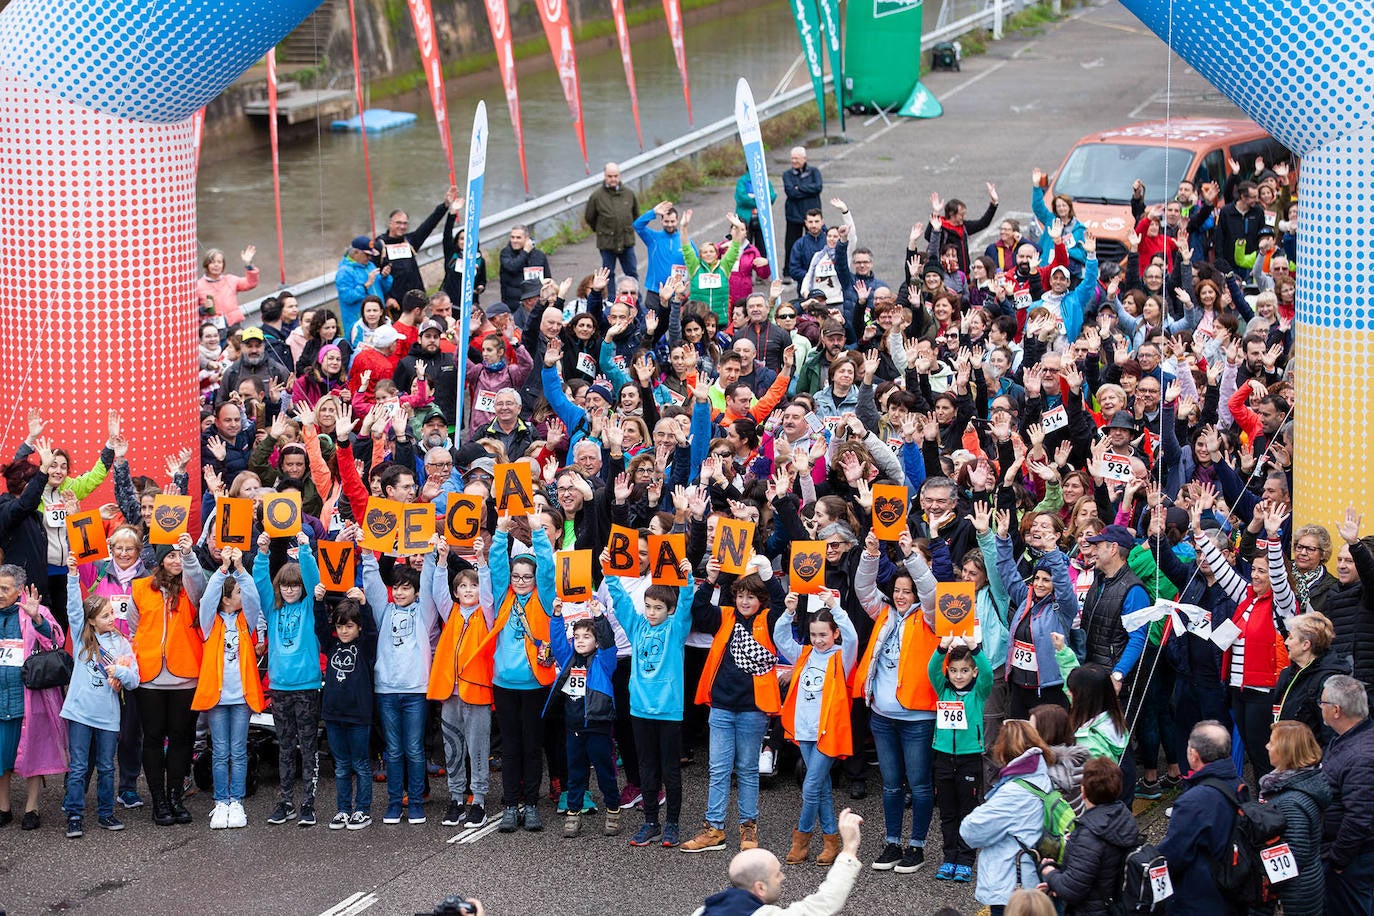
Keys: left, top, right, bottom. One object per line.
{"left": 790, "top": 0, "right": 828, "bottom": 134}
{"left": 814, "top": 0, "right": 845, "bottom": 132}
{"left": 844, "top": 0, "right": 942, "bottom": 118}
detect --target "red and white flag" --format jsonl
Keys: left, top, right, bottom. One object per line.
{"left": 407, "top": 0, "right": 457, "bottom": 186}
{"left": 662, "top": 0, "right": 693, "bottom": 123}
{"left": 535, "top": 0, "right": 589, "bottom": 172}
{"left": 265, "top": 51, "right": 286, "bottom": 284}
{"left": 483, "top": 0, "right": 529, "bottom": 194}
{"left": 608, "top": 0, "right": 642, "bottom": 149}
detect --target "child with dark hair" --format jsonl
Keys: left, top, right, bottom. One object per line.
{"left": 317, "top": 576, "right": 378, "bottom": 831}
{"left": 928, "top": 633, "right": 994, "bottom": 882}
{"left": 548, "top": 605, "right": 620, "bottom": 838}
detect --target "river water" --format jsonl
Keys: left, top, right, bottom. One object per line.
{"left": 195, "top": 0, "right": 945, "bottom": 286}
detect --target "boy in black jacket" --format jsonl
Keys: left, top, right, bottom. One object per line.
{"left": 548, "top": 603, "right": 620, "bottom": 839}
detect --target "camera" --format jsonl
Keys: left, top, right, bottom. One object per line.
{"left": 419, "top": 897, "right": 478, "bottom": 916}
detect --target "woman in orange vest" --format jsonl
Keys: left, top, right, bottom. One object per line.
{"left": 426, "top": 537, "right": 496, "bottom": 830}
{"left": 127, "top": 533, "right": 207, "bottom": 827}
{"left": 853, "top": 529, "right": 940, "bottom": 874}
{"left": 192, "top": 546, "right": 263, "bottom": 830}
{"left": 774, "top": 589, "right": 858, "bottom": 866}
{"left": 681, "top": 557, "right": 786, "bottom": 854}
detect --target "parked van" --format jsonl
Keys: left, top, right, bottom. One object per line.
{"left": 1047, "top": 118, "right": 1295, "bottom": 263}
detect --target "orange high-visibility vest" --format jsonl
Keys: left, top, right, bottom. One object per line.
{"left": 853, "top": 604, "right": 939, "bottom": 712}
{"left": 428, "top": 605, "right": 495, "bottom": 704}
{"left": 130, "top": 577, "right": 203, "bottom": 683}
{"left": 694, "top": 608, "right": 781, "bottom": 714}
{"left": 190, "top": 613, "right": 265, "bottom": 713}
{"left": 781, "top": 647, "right": 853, "bottom": 758}
{"left": 480, "top": 589, "right": 556, "bottom": 687}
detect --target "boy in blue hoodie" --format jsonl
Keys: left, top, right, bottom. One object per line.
{"left": 603, "top": 555, "right": 696, "bottom": 849}
{"left": 361, "top": 533, "right": 441, "bottom": 826}
{"left": 253, "top": 531, "right": 324, "bottom": 827}
{"left": 548, "top": 602, "right": 620, "bottom": 839}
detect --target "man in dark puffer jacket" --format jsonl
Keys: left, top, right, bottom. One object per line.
{"left": 1324, "top": 511, "right": 1374, "bottom": 704}
{"left": 1041, "top": 756, "right": 1143, "bottom": 916}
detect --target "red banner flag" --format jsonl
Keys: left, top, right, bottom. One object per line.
{"left": 662, "top": 0, "right": 693, "bottom": 124}
{"left": 191, "top": 107, "right": 205, "bottom": 173}
{"left": 266, "top": 50, "right": 287, "bottom": 284}
{"left": 347, "top": 0, "right": 377, "bottom": 231}
{"left": 483, "top": 0, "right": 529, "bottom": 194}
{"left": 408, "top": 0, "right": 457, "bottom": 187}
{"left": 608, "top": 0, "right": 643, "bottom": 149}
{"left": 535, "top": 0, "right": 589, "bottom": 172}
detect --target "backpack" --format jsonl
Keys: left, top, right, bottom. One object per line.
{"left": 1118, "top": 844, "right": 1170, "bottom": 915}
{"left": 1014, "top": 778, "right": 1077, "bottom": 865}
{"left": 1195, "top": 776, "right": 1287, "bottom": 906}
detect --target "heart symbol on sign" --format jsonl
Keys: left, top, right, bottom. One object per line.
{"left": 365, "top": 507, "right": 398, "bottom": 538}
{"left": 938, "top": 592, "right": 973, "bottom": 624}
{"left": 154, "top": 504, "right": 187, "bottom": 532}
{"left": 874, "top": 496, "right": 906, "bottom": 526}
{"left": 793, "top": 551, "right": 823, "bottom": 580}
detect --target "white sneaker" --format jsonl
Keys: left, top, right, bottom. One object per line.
{"left": 226, "top": 800, "right": 247, "bottom": 828}
{"left": 758, "top": 746, "right": 778, "bottom": 777}
{"left": 209, "top": 803, "right": 229, "bottom": 830}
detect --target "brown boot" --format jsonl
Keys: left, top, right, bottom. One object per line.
{"left": 785, "top": 829, "right": 813, "bottom": 864}
{"left": 681, "top": 823, "right": 728, "bottom": 853}
{"left": 817, "top": 833, "right": 842, "bottom": 865}
{"left": 739, "top": 820, "right": 759, "bottom": 850}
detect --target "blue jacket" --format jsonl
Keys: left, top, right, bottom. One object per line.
{"left": 545, "top": 612, "right": 618, "bottom": 726}
{"left": 787, "top": 228, "right": 828, "bottom": 286}
{"left": 61, "top": 576, "right": 139, "bottom": 732}
{"left": 1034, "top": 253, "right": 1100, "bottom": 343}
{"left": 605, "top": 573, "right": 695, "bottom": 721}
{"left": 995, "top": 539, "right": 1078, "bottom": 689}
{"left": 1156, "top": 757, "right": 1243, "bottom": 915}
{"left": 960, "top": 748, "right": 1055, "bottom": 906}
{"left": 633, "top": 210, "right": 686, "bottom": 291}
{"left": 362, "top": 552, "right": 439, "bottom": 695}
{"left": 489, "top": 528, "right": 557, "bottom": 690}
{"left": 334, "top": 254, "right": 391, "bottom": 334}
{"left": 253, "top": 546, "right": 323, "bottom": 691}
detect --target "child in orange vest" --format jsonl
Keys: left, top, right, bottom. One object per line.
{"left": 428, "top": 538, "right": 495, "bottom": 830}
{"left": 774, "top": 589, "right": 858, "bottom": 867}
{"left": 193, "top": 547, "right": 263, "bottom": 830}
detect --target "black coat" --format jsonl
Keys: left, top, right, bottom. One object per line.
{"left": 1044, "top": 800, "right": 1143, "bottom": 916}
{"left": 1273, "top": 648, "right": 1350, "bottom": 747}
{"left": 1323, "top": 538, "right": 1374, "bottom": 688}
{"left": 1257, "top": 766, "right": 1331, "bottom": 916}
{"left": 498, "top": 244, "right": 551, "bottom": 309}
{"left": 394, "top": 343, "right": 459, "bottom": 425}
{"left": 0, "top": 470, "right": 49, "bottom": 605}
{"left": 1321, "top": 716, "right": 1374, "bottom": 869}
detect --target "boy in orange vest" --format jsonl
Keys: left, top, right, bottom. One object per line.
{"left": 427, "top": 538, "right": 495, "bottom": 830}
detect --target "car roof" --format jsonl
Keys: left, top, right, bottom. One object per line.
{"left": 1079, "top": 118, "right": 1270, "bottom": 147}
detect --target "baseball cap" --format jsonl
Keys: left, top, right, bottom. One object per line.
{"left": 371, "top": 325, "right": 400, "bottom": 349}
{"left": 350, "top": 235, "right": 375, "bottom": 253}
{"left": 419, "top": 318, "right": 444, "bottom": 335}
{"left": 1050, "top": 265, "right": 1071, "bottom": 279}
{"left": 467, "top": 457, "right": 497, "bottom": 479}
{"left": 240, "top": 327, "right": 265, "bottom": 342}
{"left": 1085, "top": 524, "right": 1135, "bottom": 549}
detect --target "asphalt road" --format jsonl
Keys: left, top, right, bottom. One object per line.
{"left": 2, "top": 3, "right": 1233, "bottom": 913}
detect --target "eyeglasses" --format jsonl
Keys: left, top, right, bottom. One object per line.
{"left": 1318, "top": 699, "right": 1338, "bottom": 707}
{"left": 1294, "top": 544, "right": 1321, "bottom": 552}
{"left": 776, "top": 313, "right": 796, "bottom": 320}
{"left": 555, "top": 485, "right": 581, "bottom": 494}
{"left": 510, "top": 573, "right": 535, "bottom": 582}
{"left": 426, "top": 460, "right": 453, "bottom": 469}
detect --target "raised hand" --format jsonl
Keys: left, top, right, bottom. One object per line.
{"left": 205, "top": 435, "right": 227, "bottom": 462}
{"left": 1338, "top": 506, "right": 1363, "bottom": 544}
{"left": 26, "top": 408, "right": 45, "bottom": 442}
{"left": 969, "top": 501, "right": 992, "bottom": 535}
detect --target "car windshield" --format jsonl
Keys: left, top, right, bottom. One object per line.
{"left": 1053, "top": 144, "right": 1193, "bottom": 205}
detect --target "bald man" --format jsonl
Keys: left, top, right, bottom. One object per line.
{"left": 1155, "top": 721, "right": 1242, "bottom": 915}
{"left": 691, "top": 809, "right": 863, "bottom": 916}
{"left": 585, "top": 160, "right": 641, "bottom": 290}
{"left": 782, "top": 146, "right": 823, "bottom": 271}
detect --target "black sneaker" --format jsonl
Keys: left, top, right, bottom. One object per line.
{"left": 1161, "top": 773, "right": 1182, "bottom": 790}
{"left": 66, "top": 815, "right": 84, "bottom": 838}
{"left": 894, "top": 846, "right": 926, "bottom": 874}
{"left": 463, "top": 803, "right": 486, "bottom": 828}
{"left": 266, "top": 802, "right": 297, "bottom": 825}
{"left": 298, "top": 804, "right": 316, "bottom": 827}
{"left": 442, "top": 800, "right": 466, "bottom": 826}
{"left": 872, "top": 842, "right": 904, "bottom": 871}
{"left": 1135, "top": 779, "right": 1163, "bottom": 800}
{"left": 97, "top": 815, "right": 125, "bottom": 831}
{"left": 498, "top": 806, "right": 520, "bottom": 832}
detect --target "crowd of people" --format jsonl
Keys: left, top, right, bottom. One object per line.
{"left": 2, "top": 142, "right": 1373, "bottom": 916}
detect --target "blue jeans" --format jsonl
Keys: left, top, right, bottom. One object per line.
{"left": 599, "top": 245, "right": 638, "bottom": 289}
{"left": 566, "top": 727, "right": 618, "bottom": 812}
{"left": 705, "top": 707, "right": 768, "bottom": 828}
{"left": 870, "top": 712, "right": 935, "bottom": 846}
{"left": 64, "top": 720, "right": 119, "bottom": 818}
{"left": 377, "top": 693, "right": 427, "bottom": 806}
{"left": 797, "top": 740, "right": 837, "bottom": 834}
{"left": 207, "top": 703, "right": 251, "bottom": 804}
{"left": 326, "top": 722, "right": 372, "bottom": 814}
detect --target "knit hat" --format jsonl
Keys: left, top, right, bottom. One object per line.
{"left": 317, "top": 343, "right": 341, "bottom": 365}
{"left": 586, "top": 382, "right": 615, "bottom": 406}
{"left": 153, "top": 543, "right": 176, "bottom": 565}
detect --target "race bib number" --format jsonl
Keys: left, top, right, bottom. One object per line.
{"left": 1150, "top": 864, "right": 1174, "bottom": 903}
{"left": 108, "top": 595, "right": 133, "bottom": 622}
{"left": 1011, "top": 639, "right": 1038, "bottom": 672}
{"left": 1272, "top": 704, "right": 1282, "bottom": 721}
{"left": 562, "top": 665, "right": 587, "bottom": 698}
{"left": 1102, "top": 451, "right": 1133, "bottom": 483}
{"left": 697, "top": 272, "right": 721, "bottom": 290}
{"left": 577, "top": 352, "right": 597, "bottom": 378}
{"left": 1261, "top": 843, "right": 1298, "bottom": 884}
{"left": 670, "top": 264, "right": 689, "bottom": 283}
{"left": 612, "top": 354, "right": 628, "bottom": 372}
{"left": 0, "top": 639, "right": 22, "bottom": 668}
{"left": 475, "top": 390, "right": 497, "bottom": 414}
{"left": 45, "top": 506, "right": 67, "bottom": 529}
{"left": 1014, "top": 289, "right": 1033, "bottom": 310}
{"left": 524, "top": 266, "right": 545, "bottom": 283}
{"left": 1041, "top": 405, "right": 1068, "bottom": 434}
{"left": 385, "top": 242, "right": 413, "bottom": 262}
{"left": 815, "top": 259, "right": 836, "bottom": 278}
{"left": 887, "top": 436, "right": 904, "bottom": 455}
{"left": 824, "top": 416, "right": 845, "bottom": 435}
{"left": 327, "top": 507, "right": 343, "bottom": 533}
{"left": 1264, "top": 211, "right": 1277, "bottom": 227}
{"left": 937, "top": 700, "right": 968, "bottom": 730}
{"left": 665, "top": 387, "right": 687, "bottom": 407}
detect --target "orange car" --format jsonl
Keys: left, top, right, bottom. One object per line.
{"left": 1045, "top": 118, "right": 1295, "bottom": 263}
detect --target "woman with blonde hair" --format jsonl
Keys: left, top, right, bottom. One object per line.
{"left": 1272, "top": 611, "right": 1346, "bottom": 746}
{"left": 1258, "top": 721, "right": 1329, "bottom": 916}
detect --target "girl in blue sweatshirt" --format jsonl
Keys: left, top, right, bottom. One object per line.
{"left": 773, "top": 590, "right": 858, "bottom": 866}
{"left": 361, "top": 534, "right": 441, "bottom": 826}
{"left": 253, "top": 531, "right": 324, "bottom": 827}
{"left": 602, "top": 554, "right": 695, "bottom": 849}
{"left": 60, "top": 560, "right": 139, "bottom": 837}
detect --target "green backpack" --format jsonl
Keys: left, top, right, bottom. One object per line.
{"left": 1014, "top": 779, "right": 1077, "bottom": 865}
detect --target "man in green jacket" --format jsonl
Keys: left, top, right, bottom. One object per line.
{"left": 585, "top": 162, "right": 641, "bottom": 289}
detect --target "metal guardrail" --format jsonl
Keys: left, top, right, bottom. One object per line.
{"left": 240, "top": 0, "right": 1023, "bottom": 320}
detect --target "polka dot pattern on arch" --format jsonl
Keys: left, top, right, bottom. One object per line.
{"left": 0, "top": 0, "right": 322, "bottom": 124}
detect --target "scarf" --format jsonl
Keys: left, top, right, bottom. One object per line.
{"left": 1259, "top": 763, "right": 1321, "bottom": 800}
{"left": 728, "top": 620, "right": 775, "bottom": 676}
{"left": 483, "top": 360, "right": 507, "bottom": 373}
{"left": 1294, "top": 567, "right": 1323, "bottom": 612}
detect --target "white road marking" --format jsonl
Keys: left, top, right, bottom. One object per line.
{"left": 319, "top": 892, "right": 378, "bottom": 916}
{"left": 457, "top": 819, "right": 503, "bottom": 844}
